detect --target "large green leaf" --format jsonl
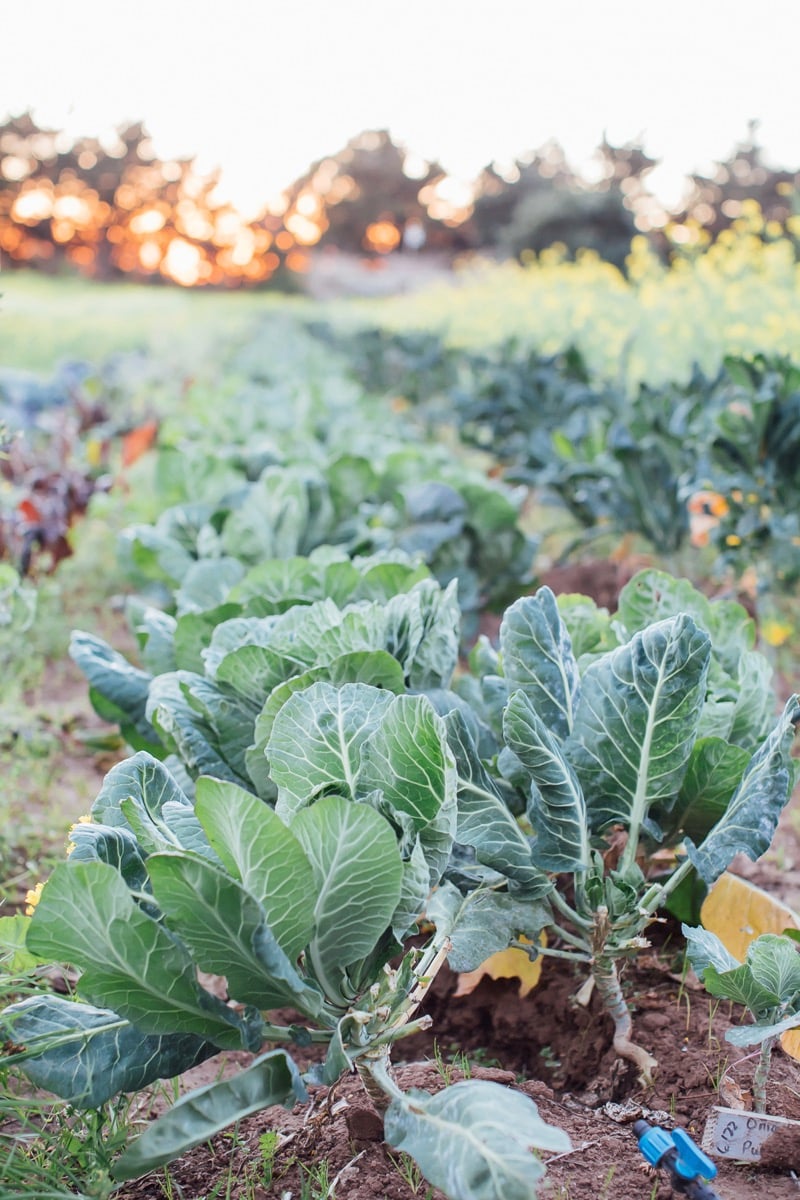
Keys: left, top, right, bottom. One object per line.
{"left": 725, "top": 1009, "right": 800, "bottom": 1047}
{"left": 195, "top": 777, "right": 315, "bottom": 959}
{"left": 617, "top": 569, "right": 757, "bottom": 676}
{"left": 0, "top": 914, "right": 41, "bottom": 972}
{"left": 417, "top": 784, "right": 458, "bottom": 889}
{"left": 202, "top": 611, "right": 284, "bottom": 674}
{"left": 384, "top": 579, "right": 460, "bottom": 689}
{"left": 27, "top": 862, "right": 258, "bottom": 1050}
{"left": 173, "top": 603, "right": 241, "bottom": 674}
{"left": 230, "top": 554, "right": 355, "bottom": 614}
{"left": 219, "top": 468, "right": 320, "bottom": 563}
{"left": 174, "top": 557, "right": 245, "bottom": 616}
{"left": 671, "top": 738, "right": 751, "bottom": 844}
{"left": 122, "top": 504, "right": 210, "bottom": 586}
{"left": 392, "top": 838, "right": 432, "bottom": 940}
{"left": 132, "top": 604, "right": 178, "bottom": 675}
{"left": 147, "top": 853, "right": 320, "bottom": 1013}
{"left": 500, "top": 588, "right": 580, "bottom": 738}
{"left": 444, "top": 710, "right": 542, "bottom": 891}
{"left": 69, "top": 631, "right": 157, "bottom": 745}
{"left": 290, "top": 796, "right": 404, "bottom": 1006}
{"left": 356, "top": 555, "right": 430, "bottom": 602}
{"left": 384, "top": 1079, "right": 570, "bottom": 1200}
{"left": 567, "top": 614, "right": 711, "bottom": 837}
{"left": 89, "top": 751, "right": 216, "bottom": 861}
{"left": 270, "top": 682, "right": 393, "bottom": 818}
{"left": 91, "top": 751, "right": 190, "bottom": 833}
{"left": 687, "top": 696, "right": 800, "bottom": 884}
{"left": 681, "top": 924, "right": 740, "bottom": 976}
{"left": 617, "top": 571, "right": 715, "bottom": 639}
{"left": 111, "top": 1050, "right": 306, "bottom": 1182}
{"left": 245, "top": 650, "right": 405, "bottom": 797}
{"left": 728, "top": 651, "right": 775, "bottom": 750}
{"left": 747, "top": 934, "right": 800, "bottom": 1000}
{"left": 175, "top": 674, "right": 261, "bottom": 783}
{"left": 147, "top": 673, "right": 246, "bottom": 785}
{"left": 698, "top": 963, "right": 781, "bottom": 1016}
{"left": 556, "top": 594, "right": 620, "bottom": 660}
{"left": 503, "top": 690, "right": 589, "bottom": 874}
{"left": 2, "top": 996, "right": 215, "bottom": 1108}
{"left": 67, "top": 822, "right": 149, "bottom": 892}
{"left": 266, "top": 598, "right": 351, "bottom": 670}
{"left": 307, "top": 605, "right": 392, "bottom": 663}
{"left": 684, "top": 924, "right": 793, "bottom": 1018}
{"left": 357, "top": 696, "right": 455, "bottom": 831}
{"left": 427, "top": 883, "right": 552, "bottom": 974}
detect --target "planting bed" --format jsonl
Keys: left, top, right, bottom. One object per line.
{"left": 6, "top": 544, "right": 800, "bottom": 1199}
{"left": 116, "top": 933, "right": 800, "bottom": 1199}
{"left": 4, "top": 298, "right": 800, "bottom": 1200}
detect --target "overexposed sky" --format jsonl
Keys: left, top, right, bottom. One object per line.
{"left": 2, "top": 0, "right": 796, "bottom": 215}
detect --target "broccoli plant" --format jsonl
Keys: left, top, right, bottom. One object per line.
{"left": 683, "top": 927, "right": 800, "bottom": 1113}
{"left": 2, "top": 685, "right": 568, "bottom": 1198}
{"left": 446, "top": 578, "right": 800, "bottom": 1080}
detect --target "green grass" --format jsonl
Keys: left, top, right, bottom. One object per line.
{"left": 0, "top": 269, "right": 312, "bottom": 373}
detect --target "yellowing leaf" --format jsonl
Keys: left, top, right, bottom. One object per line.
{"left": 453, "top": 934, "right": 545, "bottom": 999}
{"left": 782, "top": 1028, "right": 800, "bottom": 1059}
{"left": 701, "top": 873, "right": 800, "bottom": 1061}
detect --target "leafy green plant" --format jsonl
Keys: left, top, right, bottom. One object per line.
{"left": 445, "top": 572, "right": 799, "bottom": 1078}
{"left": 2, "top": 690, "right": 568, "bottom": 1198}
{"left": 71, "top": 573, "right": 464, "bottom": 794}
{"left": 684, "top": 355, "right": 800, "bottom": 592}
{"left": 683, "top": 927, "right": 800, "bottom": 1112}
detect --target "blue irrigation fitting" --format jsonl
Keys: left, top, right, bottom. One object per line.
{"left": 632, "top": 1120, "right": 723, "bottom": 1199}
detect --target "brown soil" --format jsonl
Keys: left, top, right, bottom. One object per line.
{"left": 117, "top": 946, "right": 800, "bottom": 1200}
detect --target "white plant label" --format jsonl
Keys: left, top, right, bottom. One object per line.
{"left": 702, "top": 1106, "right": 800, "bottom": 1162}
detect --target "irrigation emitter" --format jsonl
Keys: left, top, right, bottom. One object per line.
{"left": 632, "top": 1119, "right": 723, "bottom": 1199}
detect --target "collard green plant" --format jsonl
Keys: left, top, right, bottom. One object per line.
{"left": 451, "top": 572, "right": 799, "bottom": 1078}
{"left": 2, "top": 687, "right": 567, "bottom": 1197}
{"left": 117, "top": 437, "right": 534, "bottom": 628}
{"left": 71, "top": 573, "right": 462, "bottom": 792}
{"left": 683, "top": 927, "right": 800, "bottom": 1112}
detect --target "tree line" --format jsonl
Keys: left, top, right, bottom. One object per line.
{"left": 1, "top": 113, "right": 797, "bottom": 287}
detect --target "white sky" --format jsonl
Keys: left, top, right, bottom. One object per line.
{"left": 1, "top": 0, "right": 796, "bottom": 216}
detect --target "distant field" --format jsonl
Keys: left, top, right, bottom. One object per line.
{"left": 4, "top": 223, "right": 800, "bottom": 386}
{"left": 0, "top": 270, "right": 312, "bottom": 373}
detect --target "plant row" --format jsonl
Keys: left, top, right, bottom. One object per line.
{"left": 3, "top": 320, "right": 800, "bottom": 1199}
{"left": 312, "top": 323, "right": 800, "bottom": 597}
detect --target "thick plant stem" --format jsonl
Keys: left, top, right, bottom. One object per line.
{"left": 752, "top": 1035, "right": 776, "bottom": 1114}
{"left": 591, "top": 907, "right": 657, "bottom": 1083}
{"left": 357, "top": 1046, "right": 394, "bottom": 1115}
{"left": 356, "top": 937, "right": 452, "bottom": 1117}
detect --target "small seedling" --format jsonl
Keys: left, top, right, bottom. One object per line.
{"left": 388, "top": 1150, "right": 435, "bottom": 1197}
{"left": 684, "top": 927, "right": 800, "bottom": 1112}
{"left": 259, "top": 1130, "right": 280, "bottom": 1186}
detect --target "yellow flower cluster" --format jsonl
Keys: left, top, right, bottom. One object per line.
{"left": 372, "top": 214, "right": 800, "bottom": 389}
{"left": 65, "top": 812, "right": 92, "bottom": 857}
{"left": 24, "top": 880, "right": 44, "bottom": 916}
{"left": 761, "top": 618, "right": 794, "bottom": 648}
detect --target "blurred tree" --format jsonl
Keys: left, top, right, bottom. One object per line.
{"left": 674, "top": 122, "right": 800, "bottom": 238}
{"left": 0, "top": 113, "right": 283, "bottom": 285}
{"left": 468, "top": 137, "right": 657, "bottom": 269}
{"left": 279, "top": 130, "right": 460, "bottom": 255}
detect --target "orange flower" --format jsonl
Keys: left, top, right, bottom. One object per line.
{"left": 687, "top": 490, "right": 729, "bottom": 518}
